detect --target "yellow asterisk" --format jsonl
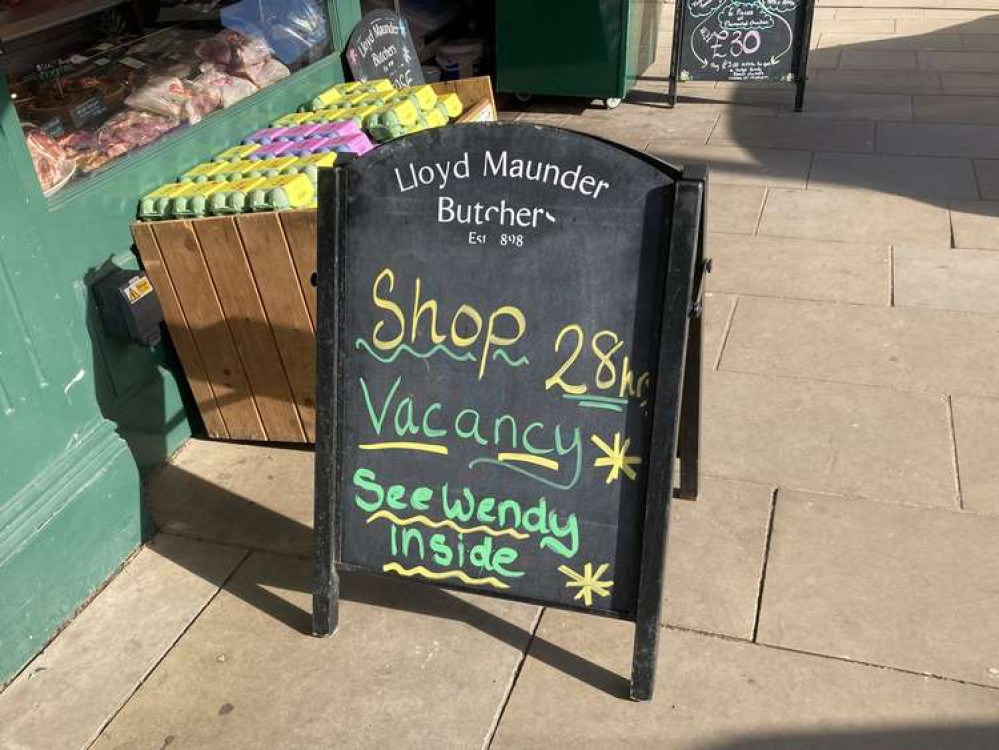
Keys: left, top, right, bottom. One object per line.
{"left": 558, "top": 563, "right": 614, "bottom": 607}
{"left": 591, "top": 432, "right": 642, "bottom": 483}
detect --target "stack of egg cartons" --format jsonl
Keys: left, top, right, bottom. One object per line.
{"left": 289, "top": 78, "right": 464, "bottom": 143}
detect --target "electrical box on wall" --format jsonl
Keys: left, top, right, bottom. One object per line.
{"left": 93, "top": 268, "right": 164, "bottom": 347}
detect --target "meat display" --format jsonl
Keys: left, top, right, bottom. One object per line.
{"left": 96, "top": 110, "right": 179, "bottom": 158}
{"left": 23, "top": 126, "right": 75, "bottom": 194}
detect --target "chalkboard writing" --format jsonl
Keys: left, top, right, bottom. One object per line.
{"left": 668, "top": 0, "right": 816, "bottom": 109}
{"left": 314, "top": 123, "right": 708, "bottom": 700}
{"left": 69, "top": 96, "right": 108, "bottom": 129}
{"left": 346, "top": 10, "right": 424, "bottom": 89}
{"left": 681, "top": 0, "right": 801, "bottom": 81}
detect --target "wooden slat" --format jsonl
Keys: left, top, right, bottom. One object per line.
{"left": 131, "top": 222, "right": 229, "bottom": 439}
{"left": 235, "top": 212, "right": 317, "bottom": 441}
{"left": 193, "top": 217, "right": 307, "bottom": 442}
{"left": 279, "top": 209, "right": 318, "bottom": 327}
{"left": 151, "top": 220, "right": 266, "bottom": 440}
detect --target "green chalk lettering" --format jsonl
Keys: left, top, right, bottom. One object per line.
{"left": 352, "top": 467, "right": 384, "bottom": 512}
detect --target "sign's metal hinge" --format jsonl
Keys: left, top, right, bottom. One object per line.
{"left": 689, "top": 257, "right": 712, "bottom": 318}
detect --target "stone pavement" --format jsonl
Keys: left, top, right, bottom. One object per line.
{"left": 3, "top": 2, "right": 999, "bottom": 748}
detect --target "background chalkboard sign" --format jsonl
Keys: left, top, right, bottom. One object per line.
{"left": 346, "top": 10, "right": 424, "bottom": 89}
{"left": 668, "top": 0, "right": 816, "bottom": 110}
{"left": 314, "top": 123, "right": 708, "bottom": 700}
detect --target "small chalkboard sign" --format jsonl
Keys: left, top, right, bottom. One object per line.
{"left": 313, "top": 123, "right": 709, "bottom": 701}
{"left": 667, "top": 0, "right": 817, "bottom": 110}
{"left": 69, "top": 96, "right": 109, "bottom": 129}
{"left": 346, "top": 10, "right": 424, "bottom": 89}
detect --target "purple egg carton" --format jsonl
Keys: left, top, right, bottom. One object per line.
{"left": 284, "top": 137, "right": 338, "bottom": 156}
{"left": 247, "top": 141, "right": 295, "bottom": 159}
{"left": 326, "top": 132, "right": 375, "bottom": 156}
{"left": 275, "top": 123, "right": 325, "bottom": 141}
{"left": 311, "top": 120, "right": 363, "bottom": 139}
{"left": 243, "top": 126, "right": 290, "bottom": 145}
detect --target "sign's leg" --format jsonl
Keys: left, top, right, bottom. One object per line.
{"left": 667, "top": 77, "right": 678, "bottom": 108}
{"left": 630, "top": 171, "right": 706, "bottom": 701}
{"left": 666, "top": 0, "right": 684, "bottom": 108}
{"left": 312, "top": 568, "right": 340, "bottom": 636}
{"left": 794, "top": 78, "right": 807, "bottom": 113}
{"left": 676, "top": 305, "right": 701, "bottom": 499}
{"left": 312, "top": 166, "right": 348, "bottom": 638}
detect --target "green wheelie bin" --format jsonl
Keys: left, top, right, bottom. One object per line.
{"left": 495, "top": 0, "right": 662, "bottom": 109}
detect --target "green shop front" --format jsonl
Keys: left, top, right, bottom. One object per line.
{"left": 0, "top": 0, "right": 361, "bottom": 685}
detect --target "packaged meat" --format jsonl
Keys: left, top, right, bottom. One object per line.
{"left": 237, "top": 57, "right": 289, "bottom": 88}
{"left": 124, "top": 76, "right": 190, "bottom": 119}
{"left": 23, "top": 125, "right": 76, "bottom": 195}
{"left": 182, "top": 82, "right": 222, "bottom": 125}
{"left": 97, "top": 110, "right": 179, "bottom": 159}
{"left": 192, "top": 69, "right": 258, "bottom": 108}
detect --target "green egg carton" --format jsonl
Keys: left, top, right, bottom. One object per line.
{"left": 206, "top": 177, "right": 268, "bottom": 215}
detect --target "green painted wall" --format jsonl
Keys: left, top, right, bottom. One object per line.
{"left": 0, "top": 0, "right": 361, "bottom": 686}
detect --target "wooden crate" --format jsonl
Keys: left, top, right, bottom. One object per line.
{"left": 133, "top": 78, "right": 498, "bottom": 443}
{"left": 133, "top": 211, "right": 319, "bottom": 443}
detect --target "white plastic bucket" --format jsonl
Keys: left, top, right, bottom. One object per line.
{"left": 436, "top": 38, "right": 485, "bottom": 81}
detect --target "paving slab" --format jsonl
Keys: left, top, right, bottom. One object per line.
{"left": 913, "top": 95, "right": 999, "bottom": 125}
{"left": 758, "top": 490, "right": 999, "bottom": 685}
{"left": 701, "top": 370, "right": 955, "bottom": 504}
{"left": 894, "top": 245, "right": 999, "bottom": 313}
{"left": 492, "top": 621, "right": 999, "bottom": 750}
{"left": 950, "top": 200, "right": 999, "bottom": 250}
{"left": 812, "top": 19, "right": 897, "bottom": 33}
{"left": 975, "top": 159, "right": 999, "bottom": 199}
{"left": 878, "top": 122, "right": 999, "bottom": 158}
{"left": 901, "top": 18, "right": 999, "bottom": 34}
{"left": 0, "top": 535, "right": 245, "bottom": 750}
{"left": 644, "top": 144, "right": 812, "bottom": 188}
{"left": 663, "top": 477, "right": 773, "bottom": 639}
{"left": 812, "top": 69, "right": 943, "bottom": 94}
{"left": 808, "top": 152, "right": 978, "bottom": 199}
{"left": 149, "top": 439, "right": 314, "bottom": 558}
{"left": 719, "top": 295, "right": 999, "bottom": 399}
{"left": 708, "top": 184, "right": 767, "bottom": 235}
{"left": 93, "top": 552, "right": 539, "bottom": 750}
{"left": 839, "top": 49, "right": 918, "bottom": 69}
{"left": 758, "top": 188, "right": 951, "bottom": 246}
{"left": 816, "top": 32, "right": 964, "bottom": 51}
{"left": 941, "top": 72, "right": 999, "bottom": 94}
{"left": 706, "top": 233, "right": 889, "bottom": 305}
{"left": 919, "top": 50, "right": 999, "bottom": 71}
{"left": 709, "top": 115, "right": 875, "bottom": 152}
{"left": 962, "top": 34, "right": 999, "bottom": 52}
{"left": 952, "top": 395, "right": 999, "bottom": 515}
{"left": 778, "top": 92, "right": 914, "bottom": 121}
{"left": 703, "top": 292, "right": 738, "bottom": 364}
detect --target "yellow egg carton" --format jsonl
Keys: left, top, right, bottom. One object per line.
{"left": 171, "top": 181, "right": 229, "bottom": 218}
{"left": 213, "top": 143, "right": 261, "bottom": 162}
{"left": 437, "top": 92, "right": 463, "bottom": 119}
{"left": 207, "top": 177, "right": 268, "bottom": 215}
{"left": 246, "top": 173, "right": 315, "bottom": 212}
{"left": 180, "top": 161, "right": 236, "bottom": 182}
{"left": 273, "top": 111, "right": 315, "bottom": 126}
{"left": 138, "top": 182, "right": 194, "bottom": 220}
{"left": 391, "top": 84, "right": 438, "bottom": 112}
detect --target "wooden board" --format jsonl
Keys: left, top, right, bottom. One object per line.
{"left": 132, "top": 222, "right": 228, "bottom": 439}
{"left": 235, "top": 212, "right": 318, "bottom": 442}
{"left": 151, "top": 220, "right": 267, "bottom": 440}
{"left": 279, "top": 210, "right": 319, "bottom": 327}
{"left": 192, "top": 217, "right": 307, "bottom": 442}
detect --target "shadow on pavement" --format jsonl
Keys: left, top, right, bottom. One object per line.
{"left": 705, "top": 724, "right": 999, "bottom": 750}
{"left": 148, "top": 461, "right": 632, "bottom": 700}
{"left": 513, "top": 15, "right": 999, "bottom": 212}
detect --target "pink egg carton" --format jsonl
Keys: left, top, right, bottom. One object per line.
{"left": 243, "top": 126, "right": 290, "bottom": 145}
{"left": 326, "top": 132, "right": 375, "bottom": 156}
{"left": 284, "top": 137, "right": 337, "bottom": 156}
{"left": 275, "top": 123, "right": 325, "bottom": 141}
{"left": 247, "top": 141, "right": 295, "bottom": 159}
{"left": 311, "top": 120, "right": 363, "bottom": 139}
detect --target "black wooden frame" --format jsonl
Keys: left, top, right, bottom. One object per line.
{"left": 667, "top": 0, "right": 816, "bottom": 111}
{"left": 312, "top": 144, "right": 709, "bottom": 702}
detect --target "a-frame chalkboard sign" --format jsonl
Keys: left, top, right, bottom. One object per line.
{"left": 667, "top": 0, "right": 817, "bottom": 111}
{"left": 313, "top": 123, "right": 709, "bottom": 701}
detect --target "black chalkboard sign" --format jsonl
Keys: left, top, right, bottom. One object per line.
{"left": 346, "top": 10, "right": 424, "bottom": 89}
{"left": 313, "top": 123, "right": 709, "bottom": 700}
{"left": 667, "top": 0, "right": 817, "bottom": 110}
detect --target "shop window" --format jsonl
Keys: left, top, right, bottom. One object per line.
{"left": 1, "top": 0, "right": 332, "bottom": 197}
